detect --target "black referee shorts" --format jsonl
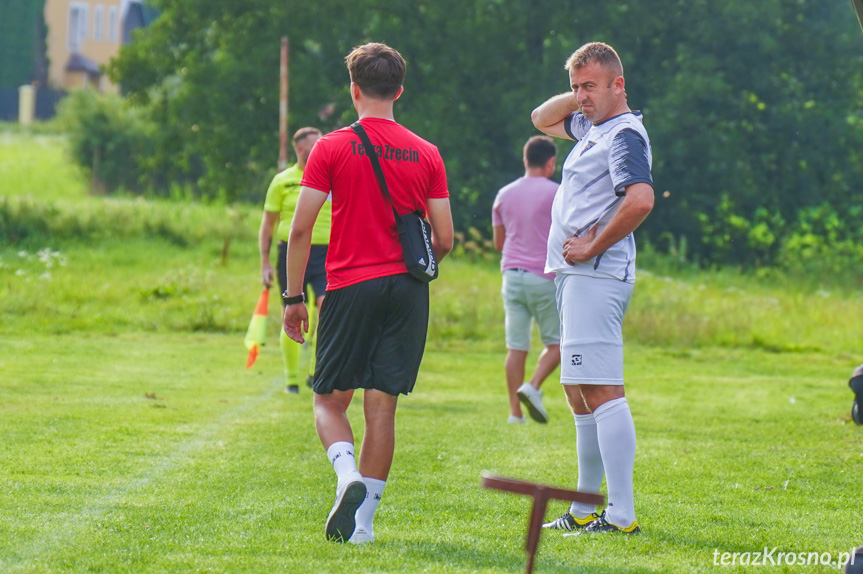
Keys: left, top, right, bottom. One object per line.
{"left": 313, "top": 273, "right": 430, "bottom": 396}
{"left": 277, "top": 242, "right": 328, "bottom": 303}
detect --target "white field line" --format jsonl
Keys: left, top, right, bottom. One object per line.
{"left": 2, "top": 378, "right": 283, "bottom": 571}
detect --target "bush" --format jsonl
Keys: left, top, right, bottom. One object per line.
{"left": 55, "top": 89, "right": 153, "bottom": 193}
{"left": 777, "top": 203, "right": 863, "bottom": 283}
{"left": 0, "top": 194, "right": 255, "bottom": 249}
{"left": 690, "top": 196, "right": 863, "bottom": 283}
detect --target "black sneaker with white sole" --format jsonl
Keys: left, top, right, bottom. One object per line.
{"left": 325, "top": 479, "right": 367, "bottom": 543}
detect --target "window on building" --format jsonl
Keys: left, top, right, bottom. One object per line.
{"left": 68, "top": 3, "right": 89, "bottom": 52}
{"left": 94, "top": 5, "right": 104, "bottom": 41}
{"left": 108, "top": 6, "right": 118, "bottom": 42}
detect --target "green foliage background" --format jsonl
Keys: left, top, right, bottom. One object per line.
{"left": 57, "top": 0, "right": 863, "bottom": 270}
{"left": 0, "top": 0, "right": 46, "bottom": 87}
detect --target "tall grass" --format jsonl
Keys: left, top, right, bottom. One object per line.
{"left": 0, "top": 236, "right": 259, "bottom": 336}
{"left": 6, "top": 230, "right": 860, "bottom": 359}
{"left": 0, "top": 127, "right": 88, "bottom": 201}
{"left": 431, "top": 261, "right": 863, "bottom": 356}
{"left": 0, "top": 194, "right": 253, "bottom": 247}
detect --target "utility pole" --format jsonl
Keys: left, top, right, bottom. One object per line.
{"left": 278, "top": 36, "right": 290, "bottom": 171}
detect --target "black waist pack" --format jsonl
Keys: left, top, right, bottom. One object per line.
{"left": 398, "top": 209, "right": 437, "bottom": 282}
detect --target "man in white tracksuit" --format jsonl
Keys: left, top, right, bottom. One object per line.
{"left": 531, "top": 41, "right": 655, "bottom": 535}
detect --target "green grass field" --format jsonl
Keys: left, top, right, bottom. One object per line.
{"left": 1, "top": 128, "right": 862, "bottom": 573}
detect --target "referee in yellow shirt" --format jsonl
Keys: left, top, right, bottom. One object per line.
{"left": 258, "top": 127, "right": 330, "bottom": 393}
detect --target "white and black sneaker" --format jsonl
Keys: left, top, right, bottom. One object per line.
{"left": 517, "top": 383, "right": 548, "bottom": 423}
{"left": 542, "top": 511, "right": 599, "bottom": 531}
{"left": 565, "top": 510, "right": 641, "bottom": 535}
{"left": 325, "top": 478, "right": 367, "bottom": 543}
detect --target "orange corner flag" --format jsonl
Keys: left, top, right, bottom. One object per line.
{"left": 244, "top": 289, "right": 269, "bottom": 369}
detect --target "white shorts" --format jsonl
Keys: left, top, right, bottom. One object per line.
{"left": 501, "top": 269, "right": 560, "bottom": 351}
{"left": 555, "top": 273, "right": 633, "bottom": 386}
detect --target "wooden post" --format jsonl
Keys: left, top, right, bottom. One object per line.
{"left": 18, "top": 85, "right": 35, "bottom": 125}
{"left": 481, "top": 473, "right": 605, "bottom": 574}
{"left": 278, "top": 36, "right": 290, "bottom": 171}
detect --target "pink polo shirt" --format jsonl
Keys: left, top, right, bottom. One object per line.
{"left": 491, "top": 176, "right": 558, "bottom": 280}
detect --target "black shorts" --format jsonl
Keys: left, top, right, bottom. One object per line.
{"left": 278, "top": 242, "right": 328, "bottom": 303}
{"left": 313, "top": 273, "right": 429, "bottom": 396}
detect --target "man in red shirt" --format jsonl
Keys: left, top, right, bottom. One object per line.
{"left": 282, "top": 42, "right": 453, "bottom": 544}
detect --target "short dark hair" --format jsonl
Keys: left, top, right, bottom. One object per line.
{"left": 345, "top": 42, "right": 406, "bottom": 99}
{"left": 292, "top": 127, "right": 321, "bottom": 146}
{"left": 524, "top": 136, "right": 557, "bottom": 168}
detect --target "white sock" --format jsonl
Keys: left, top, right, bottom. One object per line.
{"left": 326, "top": 441, "right": 360, "bottom": 486}
{"left": 569, "top": 413, "right": 604, "bottom": 519}
{"left": 594, "top": 397, "right": 636, "bottom": 528}
{"left": 355, "top": 477, "right": 386, "bottom": 535}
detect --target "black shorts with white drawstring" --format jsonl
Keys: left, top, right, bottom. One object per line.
{"left": 313, "top": 273, "right": 429, "bottom": 396}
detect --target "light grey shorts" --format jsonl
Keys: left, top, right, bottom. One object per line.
{"left": 555, "top": 273, "right": 633, "bottom": 386}
{"left": 501, "top": 269, "right": 560, "bottom": 351}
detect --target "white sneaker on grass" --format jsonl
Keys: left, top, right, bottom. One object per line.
{"left": 507, "top": 415, "right": 526, "bottom": 424}
{"left": 517, "top": 383, "right": 548, "bottom": 423}
{"left": 326, "top": 475, "right": 367, "bottom": 543}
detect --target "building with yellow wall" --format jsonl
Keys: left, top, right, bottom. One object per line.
{"left": 43, "top": 0, "right": 151, "bottom": 93}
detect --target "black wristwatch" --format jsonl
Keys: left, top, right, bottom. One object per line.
{"left": 282, "top": 291, "right": 305, "bottom": 306}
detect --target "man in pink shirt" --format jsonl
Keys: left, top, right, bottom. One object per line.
{"left": 492, "top": 135, "right": 561, "bottom": 424}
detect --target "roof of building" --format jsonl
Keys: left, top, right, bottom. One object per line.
{"left": 66, "top": 52, "right": 100, "bottom": 74}
{"left": 123, "top": 1, "right": 159, "bottom": 44}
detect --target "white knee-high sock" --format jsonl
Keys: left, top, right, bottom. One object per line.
{"left": 569, "top": 413, "right": 605, "bottom": 518}
{"left": 355, "top": 477, "right": 386, "bottom": 535}
{"left": 594, "top": 397, "right": 637, "bottom": 527}
{"left": 326, "top": 441, "right": 360, "bottom": 486}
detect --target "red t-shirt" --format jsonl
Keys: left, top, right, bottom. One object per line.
{"left": 301, "top": 117, "right": 449, "bottom": 290}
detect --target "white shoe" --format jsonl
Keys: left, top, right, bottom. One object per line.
{"left": 517, "top": 383, "right": 548, "bottom": 423}
{"left": 326, "top": 476, "right": 367, "bottom": 543}
{"left": 348, "top": 527, "right": 375, "bottom": 544}
{"left": 507, "top": 415, "right": 526, "bottom": 424}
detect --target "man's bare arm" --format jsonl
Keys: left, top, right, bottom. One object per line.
{"left": 258, "top": 210, "right": 280, "bottom": 288}
{"left": 282, "top": 186, "right": 328, "bottom": 342}
{"left": 531, "top": 93, "right": 579, "bottom": 140}
{"left": 493, "top": 224, "right": 505, "bottom": 252}
{"left": 426, "top": 197, "right": 454, "bottom": 263}
{"left": 285, "top": 186, "right": 328, "bottom": 297}
{"left": 563, "top": 183, "right": 654, "bottom": 263}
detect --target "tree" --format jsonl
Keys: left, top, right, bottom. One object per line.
{"left": 0, "top": 0, "right": 47, "bottom": 88}
{"left": 105, "top": 0, "right": 863, "bottom": 267}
